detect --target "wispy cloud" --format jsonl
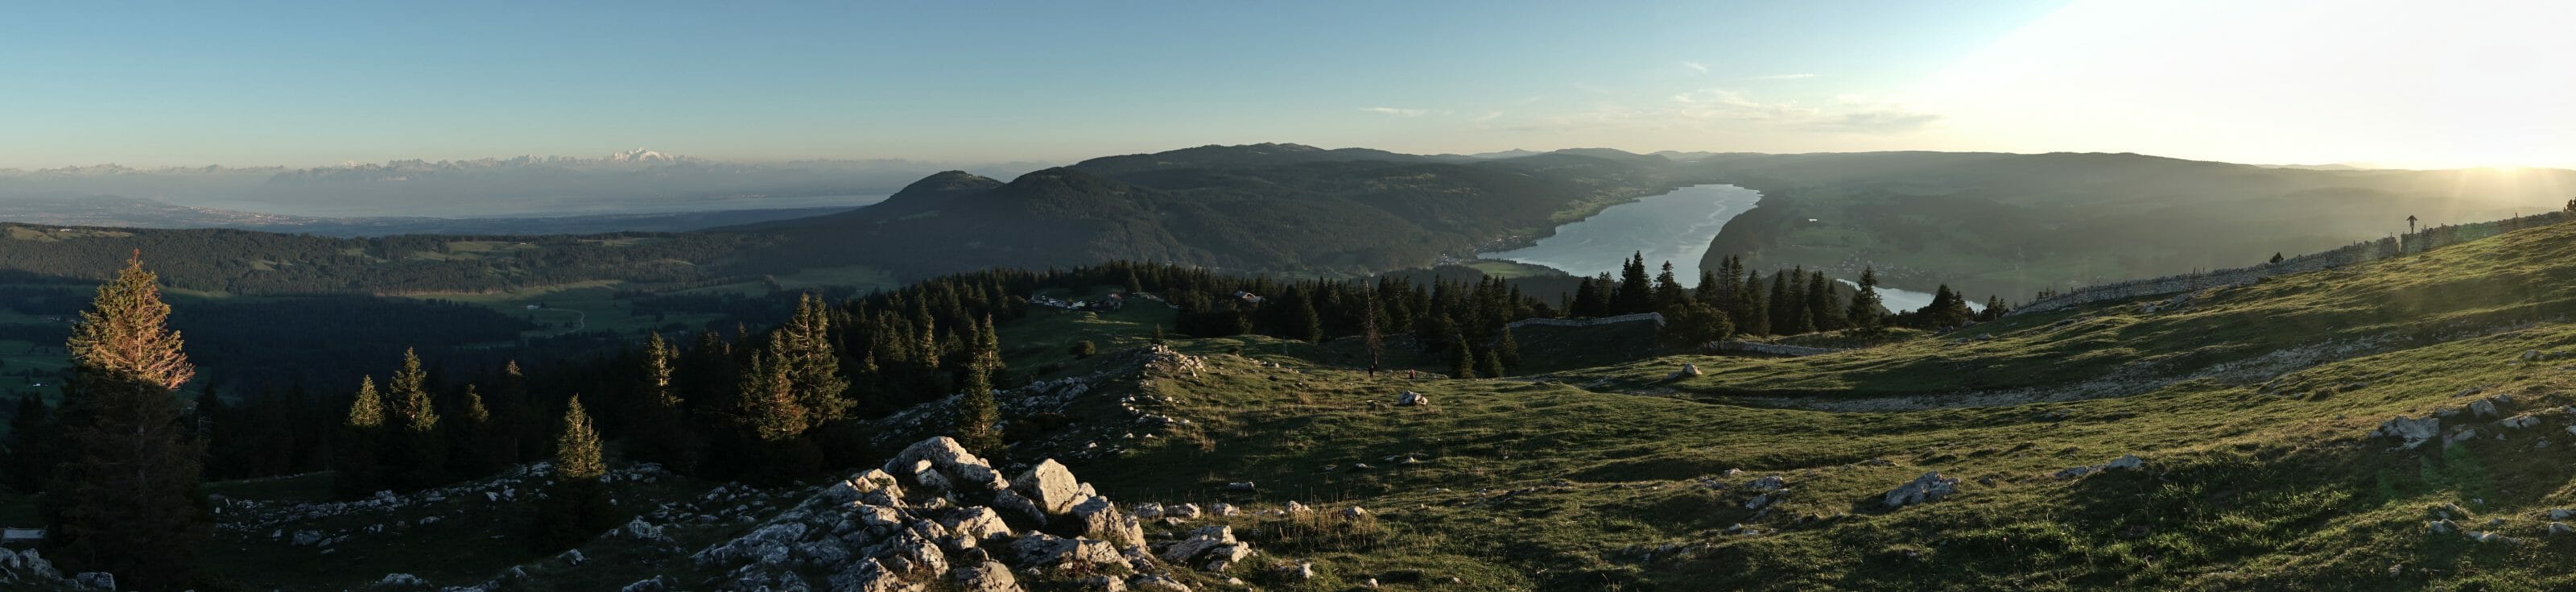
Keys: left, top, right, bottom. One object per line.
{"left": 1360, "top": 106, "right": 1430, "bottom": 117}
{"left": 1522, "top": 89, "right": 1938, "bottom": 135}
{"left": 1741, "top": 73, "right": 1819, "bottom": 81}
{"left": 1680, "top": 61, "right": 1708, "bottom": 75}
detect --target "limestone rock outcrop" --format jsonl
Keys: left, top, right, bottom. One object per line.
{"left": 683, "top": 437, "right": 1241, "bottom": 590}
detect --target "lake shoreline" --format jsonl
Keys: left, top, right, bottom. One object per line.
{"left": 1479, "top": 184, "right": 1764, "bottom": 280}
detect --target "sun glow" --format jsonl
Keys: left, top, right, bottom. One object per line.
{"left": 1903, "top": 0, "right": 2576, "bottom": 170}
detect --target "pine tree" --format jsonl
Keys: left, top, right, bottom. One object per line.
{"left": 1652, "top": 261, "right": 1687, "bottom": 313}
{"left": 1919, "top": 285, "right": 1975, "bottom": 329}
{"left": 1695, "top": 267, "right": 1724, "bottom": 309}
{"left": 1736, "top": 268, "right": 1769, "bottom": 336}
{"left": 333, "top": 376, "right": 386, "bottom": 498}
{"left": 1846, "top": 267, "right": 1884, "bottom": 330}
{"left": 62, "top": 253, "right": 194, "bottom": 394}
{"left": 1569, "top": 275, "right": 1608, "bottom": 318}
{"left": 1476, "top": 347, "right": 1506, "bottom": 379}
{"left": 42, "top": 252, "right": 209, "bottom": 591}
{"left": 1710, "top": 255, "right": 1741, "bottom": 310}
{"left": 644, "top": 332, "right": 679, "bottom": 408}
{"left": 386, "top": 349, "right": 439, "bottom": 434}
{"left": 629, "top": 333, "right": 699, "bottom": 470}
{"left": 733, "top": 339, "right": 809, "bottom": 443}
{"left": 1494, "top": 328, "right": 1521, "bottom": 371}
{"left": 1806, "top": 271, "right": 1846, "bottom": 332}
{"left": 552, "top": 396, "right": 604, "bottom": 482}
{"left": 1767, "top": 271, "right": 1806, "bottom": 334}
{"left": 781, "top": 295, "right": 852, "bottom": 428}
{"left": 729, "top": 342, "right": 818, "bottom": 485}
{"left": 448, "top": 385, "right": 500, "bottom": 477}
{"left": 952, "top": 316, "right": 1004, "bottom": 456}
{"left": 1613, "top": 253, "right": 1654, "bottom": 314}
{"left": 1447, "top": 332, "right": 1476, "bottom": 379}
{"left": 528, "top": 395, "right": 615, "bottom": 553}
{"left": 1292, "top": 296, "right": 1323, "bottom": 344}
{"left": 382, "top": 349, "right": 445, "bottom": 490}
{"left": 496, "top": 360, "right": 542, "bottom": 462}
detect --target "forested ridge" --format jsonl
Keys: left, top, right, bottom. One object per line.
{"left": 0, "top": 145, "right": 1686, "bottom": 298}
{"left": 740, "top": 147, "right": 1686, "bottom": 277}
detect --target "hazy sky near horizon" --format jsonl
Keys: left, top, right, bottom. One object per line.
{"left": 4, "top": 0, "right": 2568, "bottom": 169}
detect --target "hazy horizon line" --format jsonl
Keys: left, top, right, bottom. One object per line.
{"left": 2, "top": 144, "right": 2558, "bottom": 174}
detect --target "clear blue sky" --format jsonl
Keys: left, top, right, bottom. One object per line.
{"left": 7, "top": 0, "right": 2569, "bottom": 169}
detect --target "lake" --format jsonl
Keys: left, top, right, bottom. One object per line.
{"left": 1838, "top": 279, "right": 1981, "bottom": 313}
{"left": 1480, "top": 184, "right": 1761, "bottom": 279}
{"left": 1481, "top": 183, "right": 1975, "bottom": 314}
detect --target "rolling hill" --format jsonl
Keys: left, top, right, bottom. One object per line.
{"left": 1685, "top": 151, "right": 2576, "bottom": 300}
{"left": 730, "top": 145, "right": 1684, "bottom": 277}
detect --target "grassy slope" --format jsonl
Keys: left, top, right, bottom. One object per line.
{"left": 76, "top": 221, "right": 2576, "bottom": 590}
{"left": 1586, "top": 218, "right": 2576, "bottom": 400}
{"left": 1058, "top": 221, "right": 2576, "bottom": 590}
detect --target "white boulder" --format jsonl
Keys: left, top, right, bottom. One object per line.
{"left": 1883, "top": 471, "right": 1960, "bottom": 508}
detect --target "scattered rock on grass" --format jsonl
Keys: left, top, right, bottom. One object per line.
{"left": 1883, "top": 472, "right": 1959, "bottom": 508}
{"left": 2375, "top": 416, "right": 2442, "bottom": 449}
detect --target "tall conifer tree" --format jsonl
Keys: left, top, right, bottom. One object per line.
{"left": 1653, "top": 261, "right": 1688, "bottom": 313}
{"left": 528, "top": 395, "right": 613, "bottom": 553}
{"left": 1806, "top": 271, "right": 1846, "bottom": 332}
{"left": 733, "top": 339, "right": 808, "bottom": 443}
{"left": 1736, "top": 268, "right": 1769, "bottom": 335}
{"left": 43, "top": 253, "right": 209, "bottom": 591}
{"left": 383, "top": 349, "right": 444, "bottom": 489}
{"left": 1847, "top": 267, "right": 1885, "bottom": 329}
{"left": 781, "top": 295, "right": 852, "bottom": 428}
{"left": 952, "top": 316, "right": 1005, "bottom": 455}
{"left": 630, "top": 332, "right": 698, "bottom": 470}
{"left": 333, "top": 376, "right": 386, "bottom": 498}
{"left": 1447, "top": 332, "right": 1476, "bottom": 379}
{"left": 1614, "top": 252, "right": 1654, "bottom": 314}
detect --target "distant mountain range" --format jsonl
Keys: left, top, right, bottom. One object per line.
{"left": 0, "top": 150, "right": 1049, "bottom": 219}
{"left": 0, "top": 195, "right": 853, "bottom": 237}
{"left": 3, "top": 144, "right": 2570, "bottom": 302}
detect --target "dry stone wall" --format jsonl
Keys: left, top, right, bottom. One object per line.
{"left": 1506, "top": 312, "right": 1666, "bottom": 329}
{"left": 1707, "top": 341, "right": 1842, "bottom": 357}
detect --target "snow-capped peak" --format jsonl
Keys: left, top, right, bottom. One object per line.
{"left": 608, "top": 148, "right": 682, "bottom": 163}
